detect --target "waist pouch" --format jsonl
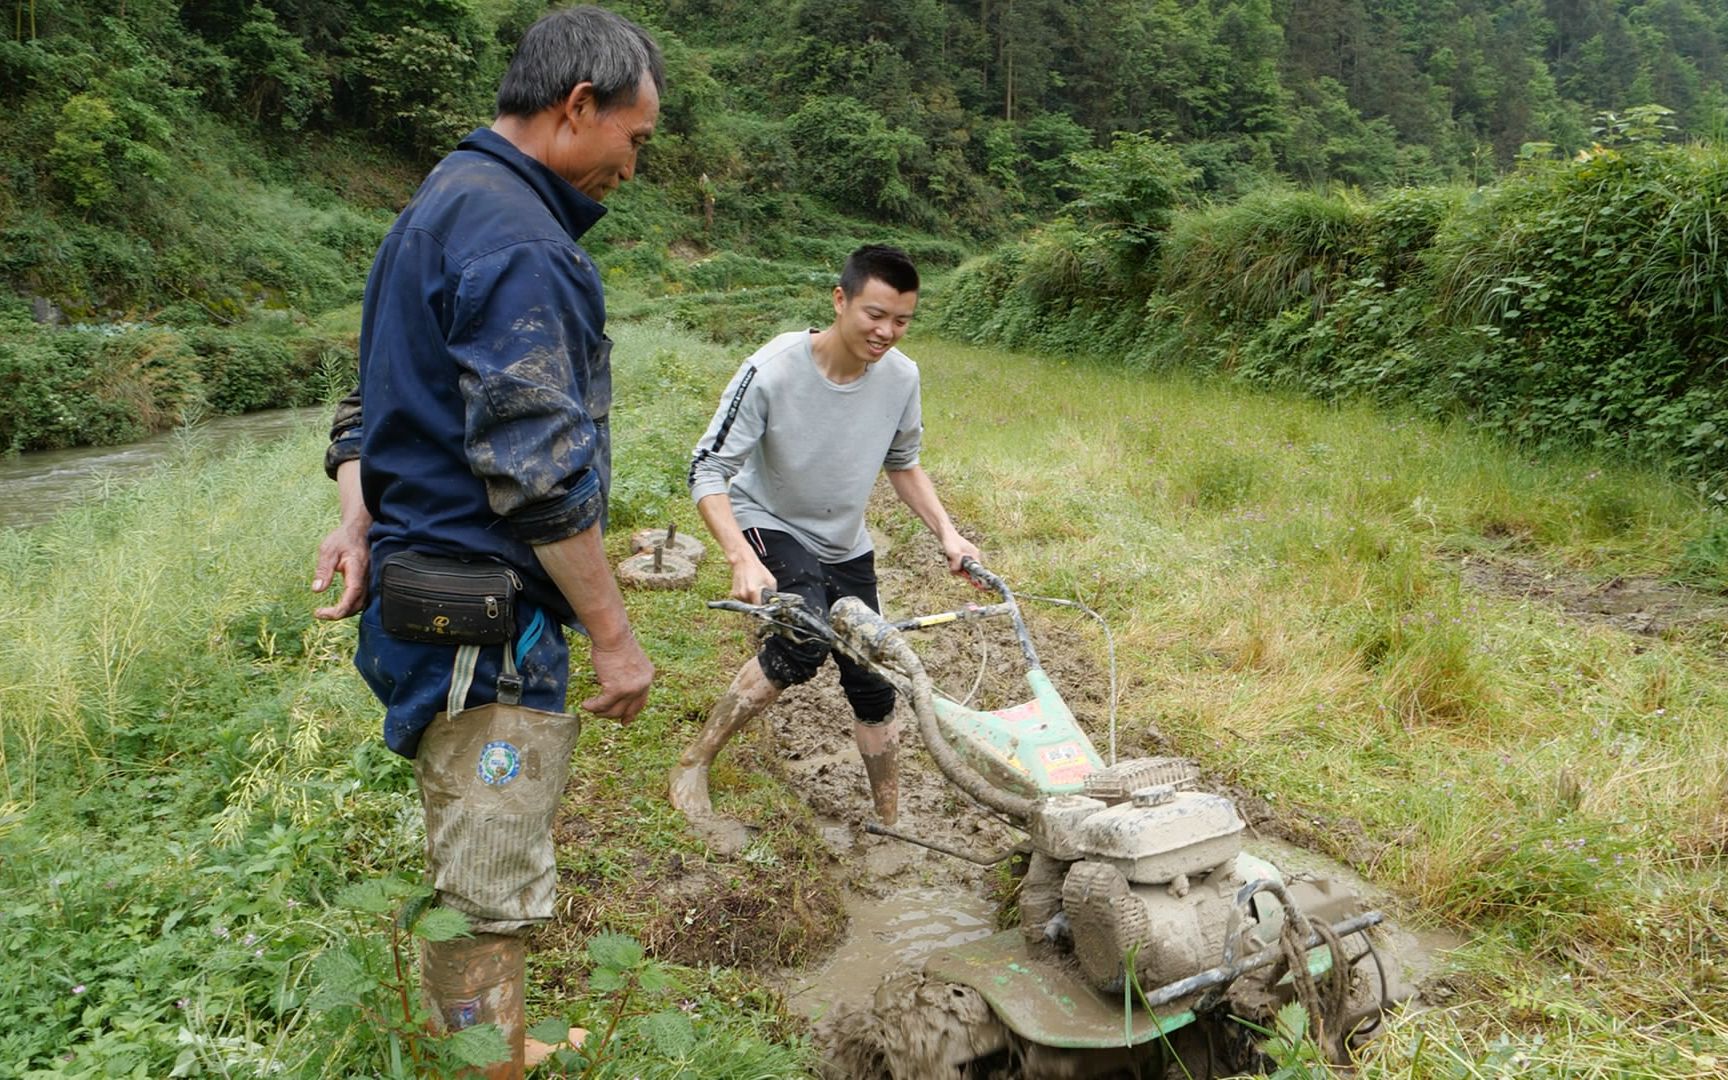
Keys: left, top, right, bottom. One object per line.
{"left": 379, "top": 551, "right": 519, "bottom": 645}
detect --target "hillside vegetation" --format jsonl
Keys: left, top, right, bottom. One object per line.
{"left": 8, "top": 0, "right": 1728, "bottom": 461}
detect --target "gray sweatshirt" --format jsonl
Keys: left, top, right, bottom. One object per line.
{"left": 688, "top": 330, "right": 923, "bottom": 562}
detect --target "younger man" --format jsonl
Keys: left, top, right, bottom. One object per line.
{"left": 672, "top": 245, "right": 980, "bottom": 839}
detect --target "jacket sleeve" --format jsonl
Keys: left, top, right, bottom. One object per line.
{"left": 687, "top": 359, "right": 766, "bottom": 502}
{"left": 449, "top": 242, "right": 608, "bottom": 546}
{"left": 323, "top": 387, "right": 363, "bottom": 479}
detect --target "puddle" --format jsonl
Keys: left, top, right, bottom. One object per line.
{"left": 783, "top": 883, "right": 996, "bottom": 1020}
{"left": 1246, "top": 836, "right": 1465, "bottom": 1000}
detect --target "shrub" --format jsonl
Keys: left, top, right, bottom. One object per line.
{"left": 187, "top": 327, "right": 323, "bottom": 415}
{"left": 786, "top": 95, "right": 924, "bottom": 218}
{"left": 1161, "top": 186, "right": 1366, "bottom": 324}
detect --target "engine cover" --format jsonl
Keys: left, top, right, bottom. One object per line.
{"left": 1074, "top": 788, "right": 1245, "bottom": 884}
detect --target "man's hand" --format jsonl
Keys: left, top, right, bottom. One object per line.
{"left": 580, "top": 632, "right": 654, "bottom": 723}
{"left": 731, "top": 555, "right": 777, "bottom": 604}
{"left": 941, "top": 532, "right": 983, "bottom": 577}
{"left": 312, "top": 522, "right": 370, "bottom": 620}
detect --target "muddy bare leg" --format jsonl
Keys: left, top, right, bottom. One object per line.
{"left": 669, "top": 658, "right": 782, "bottom": 817}
{"left": 853, "top": 715, "right": 900, "bottom": 825}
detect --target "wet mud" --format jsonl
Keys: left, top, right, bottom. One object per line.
{"left": 1451, "top": 552, "right": 1728, "bottom": 642}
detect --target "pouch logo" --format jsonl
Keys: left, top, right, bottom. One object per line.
{"left": 477, "top": 741, "right": 522, "bottom": 786}
{"left": 446, "top": 996, "right": 481, "bottom": 1029}
{"left": 433, "top": 615, "right": 450, "bottom": 632}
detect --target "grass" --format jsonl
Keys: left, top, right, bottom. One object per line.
{"left": 4, "top": 306, "right": 1728, "bottom": 1074}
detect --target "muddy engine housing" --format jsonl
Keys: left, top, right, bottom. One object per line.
{"left": 1021, "top": 758, "right": 1254, "bottom": 993}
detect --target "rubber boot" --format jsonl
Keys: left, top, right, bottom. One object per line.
{"left": 669, "top": 658, "right": 781, "bottom": 816}
{"left": 421, "top": 932, "right": 526, "bottom": 1080}
{"left": 853, "top": 715, "right": 900, "bottom": 825}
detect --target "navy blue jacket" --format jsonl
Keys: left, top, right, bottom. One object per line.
{"left": 328, "top": 128, "right": 612, "bottom": 624}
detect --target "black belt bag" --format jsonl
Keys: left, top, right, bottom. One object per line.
{"left": 378, "top": 551, "right": 520, "bottom": 645}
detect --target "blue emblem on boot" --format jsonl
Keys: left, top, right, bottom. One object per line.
{"left": 477, "top": 741, "right": 522, "bottom": 786}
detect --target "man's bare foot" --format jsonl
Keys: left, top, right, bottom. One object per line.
{"left": 670, "top": 763, "right": 753, "bottom": 854}
{"left": 668, "top": 761, "right": 712, "bottom": 816}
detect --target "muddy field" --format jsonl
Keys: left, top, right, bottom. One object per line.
{"left": 547, "top": 490, "right": 1482, "bottom": 1071}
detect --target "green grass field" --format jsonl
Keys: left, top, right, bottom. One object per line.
{"left": 2, "top": 311, "right": 1725, "bottom": 1076}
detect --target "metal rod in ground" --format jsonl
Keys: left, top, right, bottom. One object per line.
{"left": 864, "top": 821, "right": 1024, "bottom": 865}
{"left": 1137, "top": 911, "right": 1386, "bottom": 1009}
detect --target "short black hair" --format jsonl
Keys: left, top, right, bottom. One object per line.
{"left": 495, "top": 6, "right": 665, "bottom": 118}
{"left": 838, "top": 245, "right": 919, "bottom": 298}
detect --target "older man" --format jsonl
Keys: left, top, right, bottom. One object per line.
{"left": 311, "top": 7, "right": 659, "bottom": 1074}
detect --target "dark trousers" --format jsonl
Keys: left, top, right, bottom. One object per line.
{"left": 745, "top": 527, "right": 896, "bottom": 724}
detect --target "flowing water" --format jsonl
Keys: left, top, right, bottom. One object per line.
{"left": 0, "top": 407, "right": 324, "bottom": 530}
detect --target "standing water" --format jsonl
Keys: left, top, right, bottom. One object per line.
{"left": 0, "top": 407, "right": 325, "bottom": 530}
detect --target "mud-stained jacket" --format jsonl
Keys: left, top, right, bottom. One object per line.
{"left": 326, "top": 127, "right": 612, "bottom": 623}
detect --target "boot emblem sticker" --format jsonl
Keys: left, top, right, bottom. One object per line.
{"left": 477, "top": 741, "right": 522, "bottom": 786}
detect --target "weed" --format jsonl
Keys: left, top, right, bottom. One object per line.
{"left": 308, "top": 877, "right": 509, "bottom": 1077}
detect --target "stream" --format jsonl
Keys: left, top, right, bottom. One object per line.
{"left": 0, "top": 407, "right": 324, "bottom": 530}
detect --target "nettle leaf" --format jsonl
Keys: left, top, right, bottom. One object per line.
{"left": 638, "top": 965, "right": 677, "bottom": 994}
{"left": 414, "top": 907, "right": 472, "bottom": 943}
{"left": 306, "top": 948, "right": 371, "bottom": 1011}
{"left": 444, "top": 1023, "right": 510, "bottom": 1068}
{"left": 586, "top": 932, "right": 644, "bottom": 970}
{"left": 642, "top": 1011, "right": 696, "bottom": 1058}
{"left": 1273, "top": 1000, "right": 1309, "bottom": 1043}
{"left": 334, "top": 876, "right": 420, "bottom": 915}
{"left": 589, "top": 967, "right": 627, "bottom": 993}
{"left": 529, "top": 1016, "right": 572, "bottom": 1045}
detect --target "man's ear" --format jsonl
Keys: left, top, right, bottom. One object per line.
{"left": 832, "top": 285, "right": 846, "bottom": 316}
{"left": 563, "top": 81, "right": 598, "bottom": 126}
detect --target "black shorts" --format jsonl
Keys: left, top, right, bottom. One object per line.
{"left": 744, "top": 527, "right": 896, "bottom": 723}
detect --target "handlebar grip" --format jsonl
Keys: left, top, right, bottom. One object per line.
{"left": 960, "top": 556, "right": 999, "bottom": 587}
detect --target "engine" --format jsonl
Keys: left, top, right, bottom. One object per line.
{"left": 1020, "top": 757, "right": 1263, "bottom": 993}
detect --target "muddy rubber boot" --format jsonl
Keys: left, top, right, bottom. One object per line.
{"left": 669, "top": 659, "right": 781, "bottom": 852}
{"left": 853, "top": 716, "right": 900, "bottom": 825}
{"left": 421, "top": 932, "right": 526, "bottom": 1079}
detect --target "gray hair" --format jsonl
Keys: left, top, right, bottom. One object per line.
{"left": 495, "top": 6, "right": 665, "bottom": 117}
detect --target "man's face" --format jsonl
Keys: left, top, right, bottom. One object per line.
{"left": 833, "top": 277, "right": 918, "bottom": 367}
{"left": 554, "top": 72, "right": 660, "bottom": 201}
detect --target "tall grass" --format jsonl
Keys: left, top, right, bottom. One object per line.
{"left": 938, "top": 141, "right": 1728, "bottom": 486}
{"left": 0, "top": 319, "right": 828, "bottom": 1077}
{"left": 910, "top": 337, "right": 1728, "bottom": 1072}
{"left": 1161, "top": 186, "right": 1367, "bottom": 322}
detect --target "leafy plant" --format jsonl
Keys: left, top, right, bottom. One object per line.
{"left": 534, "top": 932, "right": 693, "bottom": 1079}
{"left": 308, "top": 876, "right": 509, "bottom": 1078}
{"left": 1256, "top": 1002, "right": 1332, "bottom": 1080}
